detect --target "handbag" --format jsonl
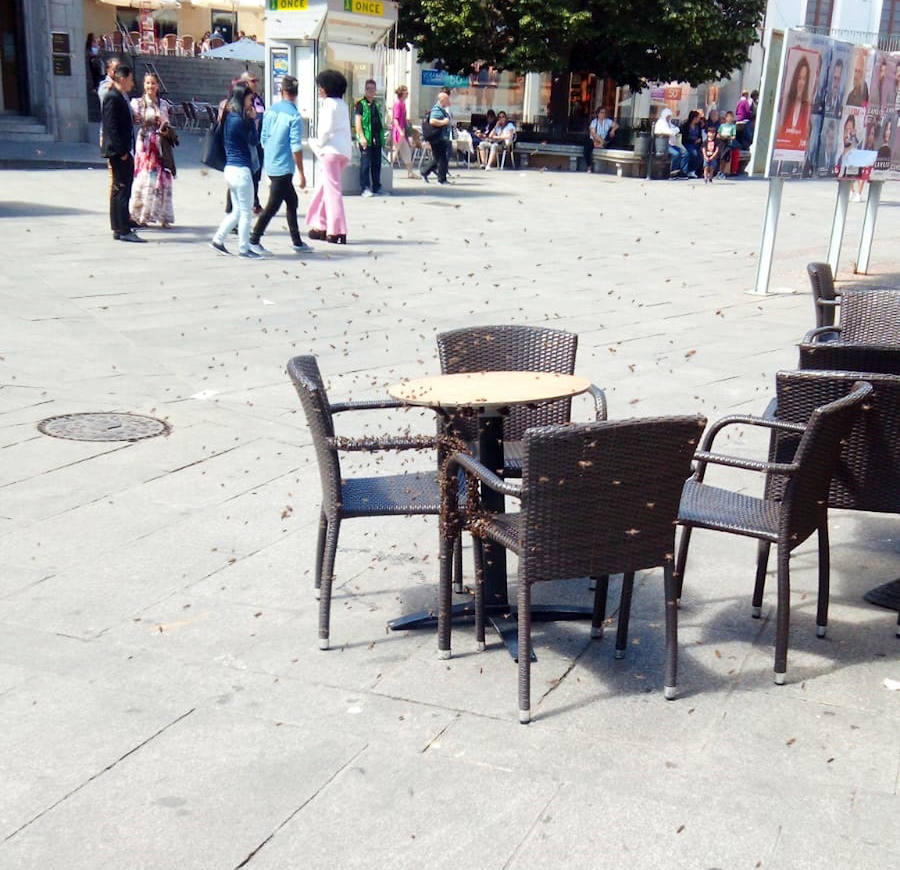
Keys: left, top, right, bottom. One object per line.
{"left": 422, "top": 113, "right": 441, "bottom": 142}
{"left": 201, "top": 118, "right": 226, "bottom": 171}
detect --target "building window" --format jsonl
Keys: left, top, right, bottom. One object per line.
{"left": 881, "top": 0, "right": 900, "bottom": 37}
{"left": 804, "top": 0, "right": 834, "bottom": 29}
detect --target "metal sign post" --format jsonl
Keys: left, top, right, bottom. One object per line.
{"left": 855, "top": 181, "right": 883, "bottom": 274}
{"left": 752, "top": 177, "right": 784, "bottom": 295}
{"left": 826, "top": 180, "right": 852, "bottom": 275}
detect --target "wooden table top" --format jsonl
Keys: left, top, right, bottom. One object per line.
{"left": 388, "top": 371, "right": 591, "bottom": 410}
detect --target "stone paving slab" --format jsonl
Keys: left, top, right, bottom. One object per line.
{"left": 0, "top": 149, "right": 897, "bottom": 866}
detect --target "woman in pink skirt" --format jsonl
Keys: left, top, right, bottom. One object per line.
{"left": 306, "top": 70, "right": 351, "bottom": 244}
{"left": 391, "top": 85, "right": 416, "bottom": 178}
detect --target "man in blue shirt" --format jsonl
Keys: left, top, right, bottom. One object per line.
{"left": 250, "top": 75, "right": 308, "bottom": 254}
{"left": 420, "top": 90, "right": 452, "bottom": 184}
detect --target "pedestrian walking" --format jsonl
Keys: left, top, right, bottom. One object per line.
{"left": 390, "top": 85, "right": 416, "bottom": 178}
{"left": 420, "top": 90, "right": 452, "bottom": 184}
{"left": 249, "top": 75, "right": 308, "bottom": 256}
{"left": 210, "top": 83, "right": 262, "bottom": 258}
{"left": 101, "top": 63, "right": 144, "bottom": 243}
{"left": 354, "top": 78, "right": 384, "bottom": 196}
{"left": 129, "top": 72, "right": 176, "bottom": 228}
{"left": 306, "top": 70, "right": 351, "bottom": 244}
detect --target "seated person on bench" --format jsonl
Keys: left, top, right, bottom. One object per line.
{"left": 479, "top": 111, "right": 515, "bottom": 169}
{"left": 584, "top": 106, "right": 619, "bottom": 173}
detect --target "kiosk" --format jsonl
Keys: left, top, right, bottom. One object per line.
{"left": 265, "top": 0, "right": 399, "bottom": 193}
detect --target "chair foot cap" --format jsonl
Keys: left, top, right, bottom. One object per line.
{"left": 774, "top": 672, "right": 786, "bottom": 685}
{"left": 453, "top": 583, "right": 463, "bottom": 594}
{"left": 318, "top": 638, "right": 329, "bottom": 650}
{"left": 751, "top": 606, "right": 761, "bottom": 618}
{"left": 438, "top": 649, "right": 451, "bottom": 660}
{"left": 614, "top": 649, "right": 626, "bottom": 660}
{"left": 590, "top": 627, "right": 604, "bottom": 639}
{"left": 816, "top": 625, "right": 827, "bottom": 638}
{"left": 314, "top": 589, "right": 320, "bottom": 600}
{"left": 476, "top": 641, "right": 485, "bottom": 652}
{"left": 518, "top": 709, "right": 531, "bottom": 724}
{"left": 664, "top": 685, "right": 677, "bottom": 701}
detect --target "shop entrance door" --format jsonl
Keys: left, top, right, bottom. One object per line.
{"left": 0, "top": 0, "right": 28, "bottom": 114}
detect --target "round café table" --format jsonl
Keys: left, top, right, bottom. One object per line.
{"left": 386, "top": 371, "right": 592, "bottom": 659}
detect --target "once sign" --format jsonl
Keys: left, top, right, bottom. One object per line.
{"left": 343, "top": 0, "right": 384, "bottom": 16}
{"left": 269, "top": 0, "right": 309, "bottom": 10}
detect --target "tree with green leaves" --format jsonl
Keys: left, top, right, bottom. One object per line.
{"left": 398, "top": 0, "right": 766, "bottom": 88}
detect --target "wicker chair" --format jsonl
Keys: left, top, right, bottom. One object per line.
{"left": 755, "top": 370, "right": 900, "bottom": 633}
{"left": 807, "top": 262, "right": 839, "bottom": 330}
{"left": 799, "top": 341, "right": 900, "bottom": 375}
{"left": 436, "top": 325, "right": 607, "bottom": 476}
{"left": 675, "top": 381, "right": 872, "bottom": 684}
{"left": 288, "top": 356, "right": 451, "bottom": 650}
{"left": 440, "top": 417, "right": 706, "bottom": 723}
{"left": 804, "top": 287, "right": 900, "bottom": 346}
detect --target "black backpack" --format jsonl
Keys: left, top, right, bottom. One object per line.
{"left": 422, "top": 112, "right": 441, "bottom": 141}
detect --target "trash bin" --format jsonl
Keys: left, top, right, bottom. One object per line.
{"left": 654, "top": 135, "right": 670, "bottom": 157}
{"left": 633, "top": 132, "right": 650, "bottom": 157}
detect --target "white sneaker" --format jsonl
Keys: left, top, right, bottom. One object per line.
{"left": 249, "top": 242, "right": 272, "bottom": 256}
{"left": 361, "top": 188, "right": 374, "bottom": 198}
{"left": 687, "top": 171, "right": 698, "bottom": 179}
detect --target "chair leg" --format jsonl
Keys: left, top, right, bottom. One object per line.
{"left": 473, "top": 539, "right": 486, "bottom": 651}
{"left": 674, "top": 526, "right": 692, "bottom": 600}
{"left": 615, "top": 572, "right": 635, "bottom": 659}
{"left": 453, "top": 534, "right": 464, "bottom": 594}
{"left": 517, "top": 576, "right": 532, "bottom": 723}
{"left": 752, "top": 540, "right": 771, "bottom": 618}
{"left": 437, "top": 532, "right": 455, "bottom": 659}
{"left": 318, "top": 515, "right": 341, "bottom": 650}
{"left": 590, "top": 575, "right": 609, "bottom": 638}
{"left": 774, "top": 543, "right": 791, "bottom": 684}
{"left": 816, "top": 522, "right": 829, "bottom": 638}
{"left": 663, "top": 563, "right": 679, "bottom": 699}
{"left": 314, "top": 511, "right": 327, "bottom": 599}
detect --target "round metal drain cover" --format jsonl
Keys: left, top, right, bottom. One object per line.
{"left": 38, "top": 412, "right": 170, "bottom": 442}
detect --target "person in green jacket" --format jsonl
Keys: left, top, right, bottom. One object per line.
{"left": 354, "top": 79, "right": 385, "bottom": 196}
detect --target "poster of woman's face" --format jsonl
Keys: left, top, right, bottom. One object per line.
{"left": 773, "top": 41, "right": 822, "bottom": 160}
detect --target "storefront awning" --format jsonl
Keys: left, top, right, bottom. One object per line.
{"left": 96, "top": 0, "right": 181, "bottom": 8}
{"left": 266, "top": 0, "right": 396, "bottom": 44}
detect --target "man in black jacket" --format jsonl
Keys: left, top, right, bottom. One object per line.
{"left": 101, "top": 63, "right": 144, "bottom": 242}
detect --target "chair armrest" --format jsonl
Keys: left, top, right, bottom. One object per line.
{"left": 698, "top": 414, "right": 807, "bottom": 454}
{"left": 442, "top": 452, "right": 522, "bottom": 498}
{"left": 586, "top": 384, "right": 608, "bottom": 421}
{"left": 692, "top": 450, "right": 797, "bottom": 476}
{"left": 329, "top": 434, "right": 439, "bottom": 452}
{"left": 329, "top": 398, "right": 405, "bottom": 413}
{"left": 802, "top": 325, "right": 841, "bottom": 343}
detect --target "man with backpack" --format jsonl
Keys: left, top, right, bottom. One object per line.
{"left": 420, "top": 90, "right": 452, "bottom": 184}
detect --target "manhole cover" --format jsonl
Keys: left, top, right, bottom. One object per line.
{"left": 38, "top": 412, "right": 170, "bottom": 442}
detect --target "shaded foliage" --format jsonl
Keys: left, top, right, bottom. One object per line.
{"left": 398, "top": 0, "right": 766, "bottom": 88}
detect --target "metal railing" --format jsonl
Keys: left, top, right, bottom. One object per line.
{"left": 802, "top": 25, "right": 900, "bottom": 51}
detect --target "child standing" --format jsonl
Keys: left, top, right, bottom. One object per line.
{"left": 702, "top": 128, "right": 720, "bottom": 183}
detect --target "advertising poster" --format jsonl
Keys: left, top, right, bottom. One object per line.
{"left": 270, "top": 48, "right": 289, "bottom": 104}
{"left": 866, "top": 50, "right": 900, "bottom": 181}
{"left": 771, "top": 30, "right": 828, "bottom": 174}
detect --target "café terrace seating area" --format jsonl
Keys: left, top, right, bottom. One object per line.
{"left": 291, "top": 268, "right": 900, "bottom": 724}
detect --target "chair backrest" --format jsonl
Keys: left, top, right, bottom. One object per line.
{"left": 209, "top": 36, "right": 225, "bottom": 49}
{"left": 838, "top": 288, "right": 900, "bottom": 344}
{"left": 437, "top": 325, "right": 578, "bottom": 441}
{"left": 799, "top": 341, "right": 900, "bottom": 375}
{"left": 807, "top": 262, "right": 837, "bottom": 329}
{"left": 518, "top": 417, "right": 706, "bottom": 583}
{"left": 181, "top": 35, "right": 194, "bottom": 52}
{"left": 287, "top": 356, "right": 342, "bottom": 515}
{"left": 770, "top": 370, "right": 900, "bottom": 514}
{"left": 780, "top": 380, "right": 873, "bottom": 544}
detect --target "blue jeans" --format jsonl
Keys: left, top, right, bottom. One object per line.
{"left": 359, "top": 143, "right": 382, "bottom": 193}
{"left": 669, "top": 145, "right": 689, "bottom": 175}
{"left": 684, "top": 144, "right": 701, "bottom": 173}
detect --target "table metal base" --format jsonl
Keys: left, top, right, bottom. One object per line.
{"left": 387, "top": 602, "right": 594, "bottom": 661}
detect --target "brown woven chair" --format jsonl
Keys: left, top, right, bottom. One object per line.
{"left": 288, "top": 356, "right": 450, "bottom": 650}
{"left": 804, "top": 287, "right": 900, "bottom": 346}
{"left": 440, "top": 417, "right": 706, "bottom": 723}
{"left": 807, "top": 262, "right": 839, "bottom": 330}
{"left": 675, "top": 381, "right": 873, "bottom": 685}
{"left": 436, "top": 325, "right": 607, "bottom": 476}
{"left": 798, "top": 341, "right": 900, "bottom": 375}
{"left": 755, "top": 370, "right": 900, "bottom": 634}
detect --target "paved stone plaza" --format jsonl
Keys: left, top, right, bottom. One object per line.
{"left": 1, "top": 144, "right": 898, "bottom": 868}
